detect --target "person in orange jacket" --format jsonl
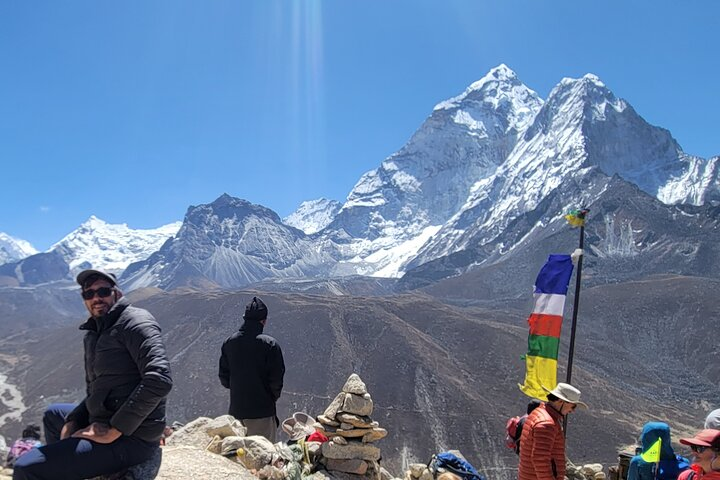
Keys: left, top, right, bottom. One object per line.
{"left": 517, "top": 383, "right": 588, "bottom": 480}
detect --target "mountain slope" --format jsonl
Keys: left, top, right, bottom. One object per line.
{"left": 122, "top": 194, "right": 335, "bottom": 290}
{"left": 283, "top": 198, "right": 342, "bottom": 234}
{"left": 320, "top": 65, "right": 543, "bottom": 276}
{"left": 407, "top": 73, "right": 719, "bottom": 272}
{"left": 0, "top": 233, "right": 37, "bottom": 265}
{"left": 3, "top": 288, "right": 713, "bottom": 480}
{"left": 50, "top": 216, "right": 181, "bottom": 274}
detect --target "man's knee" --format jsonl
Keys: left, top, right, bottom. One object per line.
{"left": 42, "top": 403, "right": 75, "bottom": 444}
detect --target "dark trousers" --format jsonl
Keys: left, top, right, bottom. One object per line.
{"left": 14, "top": 403, "right": 156, "bottom": 480}
{"left": 42, "top": 402, "right": 75, "bottom": 444}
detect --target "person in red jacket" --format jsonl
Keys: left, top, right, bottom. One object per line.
{"left": 518, "top": 382, "right": 588, "bottom": 480}
{"left": 677, "top": 429, "right": 720, "bottom": 480}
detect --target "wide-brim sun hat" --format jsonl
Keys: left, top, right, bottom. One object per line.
{"left": 679, "top": 429, "right": 720, "bottom": 448}
{"left": 542, "top": 382, "right": 589, "bottom": 410}
{"left": 281, "top": 412, "right": 318, "bottom": 441}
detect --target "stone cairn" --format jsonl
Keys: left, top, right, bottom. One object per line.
{"left": 315, "top": 373, "right": 388, "bottom": 479}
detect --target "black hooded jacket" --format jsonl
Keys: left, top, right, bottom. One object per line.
{"left": 219, "top": 320, "right": 285, "bottom": 419}
{"left": 66, "top": 297, "right": 173, "bottom": 442}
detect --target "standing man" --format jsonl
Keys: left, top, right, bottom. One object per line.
{"left": 14, "top": 269, "right": 173, "bottom": 480}
{"left": 518, "top": 382, "right": 588, "bottom": 480}
{"left": 219, "top": 296, "right": 285, "bottom": 442}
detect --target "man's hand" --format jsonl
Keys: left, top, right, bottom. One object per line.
{"left": 71, "top": 422, "right": 122, "bottom": 444}
{"left": 60, "top": 421, "right": 78, "bottom": 440}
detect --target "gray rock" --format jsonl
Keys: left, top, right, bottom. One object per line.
{"left": 336, "top": 413, "right": 375, "bottom": 428}
{"left": 419, "top": 469, "right": 433, "bottom": 480}
{"left": 333, "top": 436, "right": 348, "bottom": 445}
{"left": 361, "top": 428, "right": 387, "bottom": 443}
{"left": 327, "top": 459, "right": 369, "bottom": 475}
{"left": 206, "top": 435, "right": 223, "bottom": 455}
{"left": 307, "top": 441, "right": 323, "bottom": 460}
{"left": 341, "top": 374, "right": 368, "bottom": 395}
{"left": 205, "top": 415, "right": 246, "bottom": 438}
{"left": 321, "top": 441, "right": 381, "bottom": 461}
{"left": 341, "top": 392, "right": 373, "bottom": 416}
{"left": 379, "top": 467, "right": 393, "bottom": 480}
{"left": 324, "top": 392, "right": 346, "bottom": 419}
{"left": 318, "top": 414, "right": 341, "bottom": 427}
{"left": 582, "top": 464, "right": 604, "bottom": 476}
{"left": 409, "top": 464, "right": 426, "bottom": 478}
{"left": 340, "top": 422, "right": 354, "bottom": 430}
{"left": 221, "top": 435, "right": 275, "bottom": 470}
{"left": 165, "top": 417, "right": 213, "bottom": 448}
{"left": 158, "top": 446, "right": 257, "bottom": 479}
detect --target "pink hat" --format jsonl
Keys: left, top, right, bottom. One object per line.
{"left": 679, "top": 429, "right": 720, "bottom": 448}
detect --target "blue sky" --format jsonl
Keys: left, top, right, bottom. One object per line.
{"left": 1, "top": 1, "right": 718, "bottom": 250}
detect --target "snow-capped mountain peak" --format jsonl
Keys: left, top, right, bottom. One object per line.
{"left": 434, "top": 64, "right": 542, "bottom": 129}
{"left": 283, "top": 198, "right": 342, "bottom": 234}
{"left": 50, "top": 216, "right": 182, "bottom": 273}
{"left": 0, "top": 232, "right": 38, "bottom": 265}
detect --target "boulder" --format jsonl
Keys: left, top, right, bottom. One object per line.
{"left": 221, "top": 435, "right": 275, "bottom": 470}
{"left": 205, "top": 415, "right": 246, "bottom": 438}
{"left": 342, "top": 392, "right": 373, "bottom": 416}
{"left": 324, "top": 393, "right": 346, "bottom": 419}
{"left": 206, "top": 435, "right": 223, "bottom": 455}
{"left": 327, "top": 458, "right": 369, "bottom": 475}
{"left": 409, "top": 463, "right": 426, "bottom": 478}
{"left": 165, "top": 417, "right": 213, "bottom": 449}
{"left": 336, "top": 413, "right": 376, "bottom": 428}
{"left": 342, "top": 374, "right": 368, "bottom": 395}
{"left": 419, "top": 469, "right": 433, "bottom": 480}
{"left": 321, "top": 441, "right": 381, "bottom": 461}
{"left": 361, "top": 428, "right": 388, "bottom": 443}
{"left": 157, "top": 445, "right": 256, "bottom": 479}
{"left": 318, "top": 415, "right": 341, "bottom": 427}
{"left": 582, "top": 464, "right": 604, "bottom": 476}
{"left": 380, "top": 467, "right": 394, "bottom": 480}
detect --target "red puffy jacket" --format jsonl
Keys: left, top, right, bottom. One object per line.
{"left": 518, "top": 403, "right": 565, "bottom": 480}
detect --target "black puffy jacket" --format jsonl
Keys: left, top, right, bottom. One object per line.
{"left": 219, "top": 320, "right": 285, "bottom": 420}
{"left": 66, "top": 297, "right": 173, "bottom": 442}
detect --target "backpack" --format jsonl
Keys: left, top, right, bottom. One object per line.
{"left": 505, "top": 414, "right": 528, "bottom": 454}
{"left": 6, "top": 438, "right": 41, "bottom": 467}
{"left": 428, "top": 452, "right": 486, "bottom": 480}
{"left": 651, "top": 455, "right": 690, "bottom": 480}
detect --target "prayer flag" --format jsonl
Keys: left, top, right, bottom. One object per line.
{"left": 519, "top": 255, "right": 574, "bottom": 399}
{"left": 640, "top": 437, "right": 661, "bottom": 463}
{"left": 565, "top": 209, "right": 589, "bottom": 228}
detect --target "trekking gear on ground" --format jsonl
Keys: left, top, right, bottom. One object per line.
{"left": 428, "top": 452, "right": 486, "bottom": 480}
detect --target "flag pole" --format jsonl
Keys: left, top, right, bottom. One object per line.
{"left": 563, "top": 209, "right": 588, "bottom": 432}
{"left": 565, "top": 222, "right": 585, "bottom": 386}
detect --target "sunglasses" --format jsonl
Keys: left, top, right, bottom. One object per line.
{"left": 690, "top": 445, "right": 708, "bottom": 453}
{"left": 81, "top": 287, "right": 114, "bottom": 300}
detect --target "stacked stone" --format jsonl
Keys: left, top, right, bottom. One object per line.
{"left": 316, "top": 374, "right": 388, "bottom": 479}
{"left": 404, "top": 463, "right": 433, "bottom": 480}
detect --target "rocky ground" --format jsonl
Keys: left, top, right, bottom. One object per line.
{"left": 0, "top": 376, "right": 625, "bottom": 480}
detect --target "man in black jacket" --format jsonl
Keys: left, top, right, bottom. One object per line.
{"left": 219, "top": 296, "right": 285, "bottom": 442}
{"left": 14, "top": 269, "right": 173, "bottom": 480}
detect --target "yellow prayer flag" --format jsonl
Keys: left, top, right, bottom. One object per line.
{"left": 640, "top": 437, "right": 661, "bottom": 463}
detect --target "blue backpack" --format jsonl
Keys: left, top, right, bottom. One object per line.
{"left": 428, "top": 452, "right": 486, "bottom": 480}
{"left": 653, "top": 456, "right": 690, "bottom": 480}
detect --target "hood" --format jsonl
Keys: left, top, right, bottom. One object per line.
{"left": 639, "top": 422, "right": 676, "bottom": 459}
